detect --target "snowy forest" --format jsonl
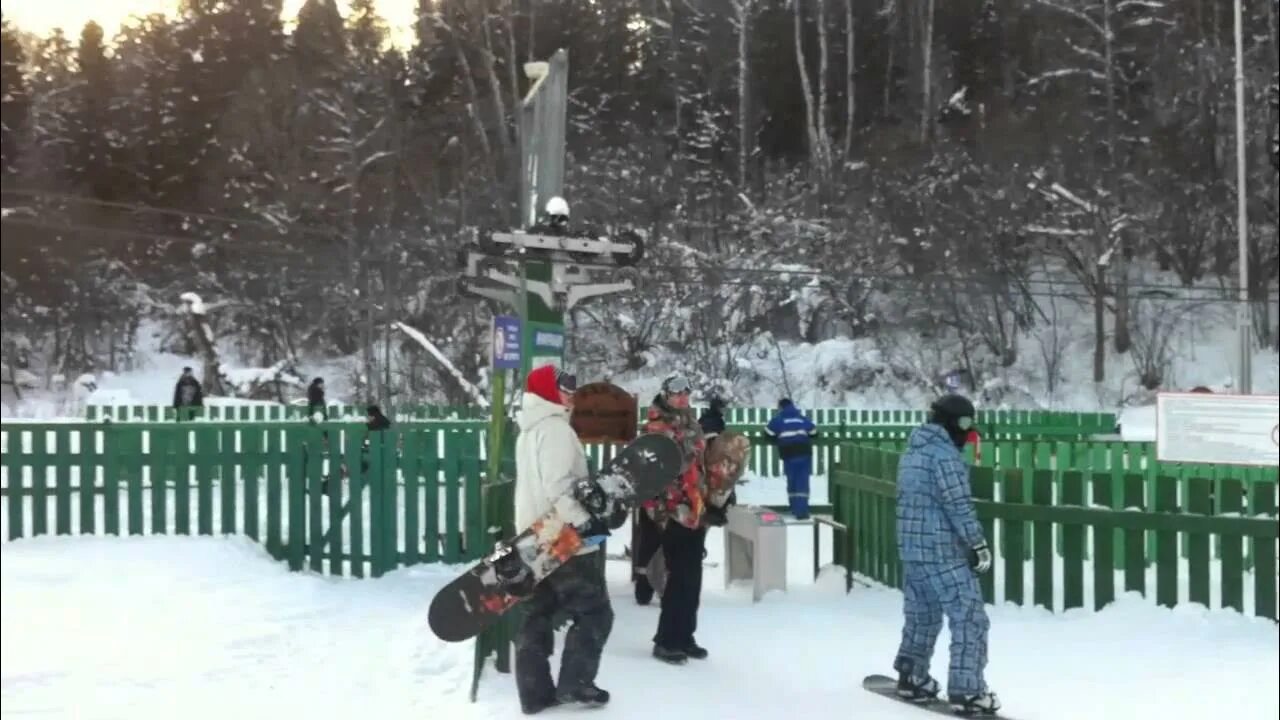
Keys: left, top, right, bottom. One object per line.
{"left": 1, "top": 0, "right": 1279, "bottom": 411}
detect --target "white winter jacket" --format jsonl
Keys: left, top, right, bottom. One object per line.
{"left": 514, "top": 392, "right": 597, "bottom": 555}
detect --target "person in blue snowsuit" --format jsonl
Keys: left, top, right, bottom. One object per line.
{"left": 892, "top": 394, "right": 1000, "bottom": 716}
{"left": 764, "top": 398, "right": 817, "bottom": 519}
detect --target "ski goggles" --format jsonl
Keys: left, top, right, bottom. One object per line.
{"left": 556, "top": 369, "right": 578, "bottom": 393}
{"left": 663, "top": 375, "right": 692, "bottom": 395}
{"left": 955, "top": 416, "right": 974, "bottom": 431}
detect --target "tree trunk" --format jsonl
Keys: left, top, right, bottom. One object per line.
{"left": 734, "top": 0, "right": 753, "bottom": 189}
{"left": 842, "top": 0, "right": 855, "bottom": 159}
{"left": 816, "top": 0, "right": 830, "bottom": 171}
{"left": 1093, "top": 262, "right": 1106, "bottom": 383}
{"left": 793, "top": 0, "right": 824, "bottom": 176}
{"left": 919, "top": 0, "right": 934, "bottom": 145}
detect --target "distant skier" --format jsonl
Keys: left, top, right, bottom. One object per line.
{"left": 172, "top": 367, "right": 203, "bottom": 420}
{"left": 641, "top": 373, "right": 710, "bottom": 664}
{"left": 764, "top": 398, "right": 818, "bottom": 519}
{"left": 891, "top": 393, "right": 1000, "bottom": 716}
{"left": 512, "top": 364, "right": 614, "bottom": 713}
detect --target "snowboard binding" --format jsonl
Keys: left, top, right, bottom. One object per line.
{"left": 488, "top": 544, "right": 536, "bottom": 597}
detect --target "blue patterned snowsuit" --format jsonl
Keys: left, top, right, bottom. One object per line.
{"left": 894, "top": 423, "right": 991, "bottom": 696}
{"left": 765, "top": 401, "right": 817, "bottom": 518}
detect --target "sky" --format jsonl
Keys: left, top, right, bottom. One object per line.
{"left": 3, "top": 0, "right": 420, "bottom": 47}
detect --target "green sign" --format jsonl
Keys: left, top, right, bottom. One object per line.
{"left": 523, "top": 320, "right": 565, "bottom": 374}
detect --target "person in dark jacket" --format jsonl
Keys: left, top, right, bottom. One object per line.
{"left": 173, "top": 367, "right": 203, "bottom": 420}
{"left": 697, "top": 394, "right": 727, "bottom": 448}
{"left": 365, "top": 404, "right": 391, "bottom": 431}
{"left": 307, "top": 377, "right": 328, "bottom": 420}
{"left": 764, "top": 398, "right": 818, "bottom": 519}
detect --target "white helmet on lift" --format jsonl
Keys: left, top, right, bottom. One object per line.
{"left": 545, "top": 196, "right": 569, "bottom": 219}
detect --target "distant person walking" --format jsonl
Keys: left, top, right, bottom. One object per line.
{"left": 173, "top": 367, "right": 203, "bottom": 420}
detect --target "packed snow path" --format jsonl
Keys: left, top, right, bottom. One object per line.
{"left": 2, "top": 529, "right": 1276, "bottom": 720}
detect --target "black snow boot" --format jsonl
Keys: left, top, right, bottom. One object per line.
{"left": 682, "top": 640, "right": 708, "bottom": 660}
{"left": 520, "top": 696, "right": 561, "bottom": 715}
{"left": 652, "top": 644, "right": 688, "bottom": 664}
{"left": 557, "top": 683, "right": 610, "bottom": 708}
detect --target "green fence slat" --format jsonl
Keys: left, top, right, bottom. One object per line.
{"left": 219, "top": 427, "right": 237, "bottom": 535}
{"left": 54, "top": 429, "right": 73, "bottom": 535}
{"left": 172, "top": 428, "right": 190, "bottom": 535}
{"left": 1251, "top": 482, "right": 1278, "bottom": 621}
{"left": 196, "top": 428, "right": 215, "bottom": 535}
{"left": 1154, "top": 476, "right": 1179, "bottom": 609}
{"left": 1090, "top": 472, "right": 1116, "bottom": 610}
{"left": 1060, "top": 470, "right": 1085, "bottom": 611}
{"left": 1002, "top": 469, "right": 1025, "bottom": 606}
{"left": 31, "top": 429, "right": 50, "bottom": 537}
{"left": 1122, "top": 474, "right": 1146, "bottom": 594}
{"left": 1186, "top": 477, "right": 1212, "bottom": 608}
{"left": 971, "top": 466, "right": 996, "bottom": 604}
{"left": 243, "top": 428, "right": 262, "bottom": 541}
{"left": 78, "top": 428, "right": 96, "bottom": 535}
{"left": 126, "top": 431, "right": 143, "bottom": 536}
{"left": 148, "top": 429, "right": 169, "bottom": 535}
{"left": 1218, "top": 478, "right": 1245, "bottom": 613}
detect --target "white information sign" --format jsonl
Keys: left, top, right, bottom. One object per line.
{"left": 1155, "top": 392, "right": 1280, "bottom": 467}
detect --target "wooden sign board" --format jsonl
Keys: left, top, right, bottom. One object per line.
{"left": 571, "top": 382, "right": 638, "bottom": 444}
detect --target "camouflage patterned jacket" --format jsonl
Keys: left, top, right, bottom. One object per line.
{"left": 640, "top": 394, "right": 707, "bottom": 529}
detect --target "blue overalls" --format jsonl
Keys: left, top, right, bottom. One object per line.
{"left": 765, "top": 401, "right": 817, "bottom": 519}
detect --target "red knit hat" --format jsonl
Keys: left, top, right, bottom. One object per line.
{"left": 525, "top": 364, "right": 576, "bottom": 405}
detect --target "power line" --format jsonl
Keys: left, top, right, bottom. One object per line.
{"left": 1, "top": 188, "right": 342, "bottom": 241}
{"left": 6, "top": 189, "right": 1269, "bottom": 296}
{"left": 4, "top": 215, "right": 1275, "bottom": 305}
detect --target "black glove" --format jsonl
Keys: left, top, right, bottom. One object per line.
{"left": 969, "top": 542, "right": 992, "bottom": 574}
{"left": 578, "top": 514, "right": 612, "bottom": 540}
{"left": 606, "top": 504, "right": 628, "bottom": 530}
{"left": 703, "top": 504, "right": 728, "bottom": 527}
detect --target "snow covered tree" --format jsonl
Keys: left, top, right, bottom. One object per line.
{"left": 0, "top": 16, "right": 28, "bottom": 175}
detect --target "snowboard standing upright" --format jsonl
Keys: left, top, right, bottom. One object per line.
{"left": 645, "top": 429, "right": 751, "bottom": 598}
{"left": 428, "top": 432, "right": 682, "bottom": 642}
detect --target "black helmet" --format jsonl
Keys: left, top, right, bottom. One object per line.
{"left": 929, "top": 394, "right": 976, "bottom": 448}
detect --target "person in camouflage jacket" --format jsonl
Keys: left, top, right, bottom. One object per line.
{"left": 642, "top": 374, "right": 712, "bottom": 664}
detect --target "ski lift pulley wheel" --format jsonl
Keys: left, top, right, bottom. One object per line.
{"left": 612, "top": 230, "right": 644, "bottom": 267}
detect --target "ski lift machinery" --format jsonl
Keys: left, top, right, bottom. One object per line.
{"left": 459, "top": 226, "right": 644, "bottom": 313}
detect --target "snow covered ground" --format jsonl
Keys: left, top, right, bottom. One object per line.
{"left": 4, "top": 526, "right": 1276, "bottom": 720}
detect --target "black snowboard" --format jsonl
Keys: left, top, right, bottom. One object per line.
{"left": 428, "top": 432, "right": 682, "bottom": 642}
{"left": 862, "top": 675, "right": 1017, "bottom": 718}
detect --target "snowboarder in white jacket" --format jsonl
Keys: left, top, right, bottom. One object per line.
{"left": 513, "top": 364, "right": 615, "bottom": 714}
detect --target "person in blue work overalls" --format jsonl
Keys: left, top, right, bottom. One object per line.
{"left": 764, "top": 398, "right": 818, "bottom": 519}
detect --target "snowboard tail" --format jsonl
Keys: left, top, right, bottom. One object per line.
{"left": 862, "top": 675, "right": 1015, "bottom": 719}
{"left": 428, "top": 432, "right": 682, "bottom": 642}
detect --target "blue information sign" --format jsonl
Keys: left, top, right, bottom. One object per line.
{"left": 492, "top": 315, "right": 522, "bottom": 370}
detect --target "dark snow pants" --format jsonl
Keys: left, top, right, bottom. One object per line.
{"left": 514, "top": 551, "right": 614, "bottom": 707}
{"left": 633, "top": 508, "right": 662, "bottom": 604}
{"left": 894, "top": 561, "right": 990, "bottom": 696}
{"left": 653, "top": 521, "right": 706, "bottom": 649}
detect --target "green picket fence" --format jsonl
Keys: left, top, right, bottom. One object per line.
{"left": 87, "top": 403, "right": 1115, "bottom": 436}
{"left": 0, "top": 422, "right": 493, "bottom": 576}
{"left": 829, "top": 444, "right": 1279, "bottom": 620}
{"left": 85, "top": 404, "right": 487, "bottom": 422}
